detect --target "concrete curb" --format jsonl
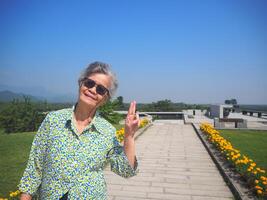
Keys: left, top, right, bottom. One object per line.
{"left": 192, "top": 123, "right": 256, "bottom": 200}
{"left": 118, "top": 122, "right": 153, "bottom": 146}
{"left": 134, "top": 123, "right": 153, "bottom": 140}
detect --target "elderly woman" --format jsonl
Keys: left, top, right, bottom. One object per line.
{"left": 19, "top": 62, "right": 139, "bottom": 200}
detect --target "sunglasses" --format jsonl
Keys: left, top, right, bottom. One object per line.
{"left": 82, "top": 78, "right": 110, "bottom": 96}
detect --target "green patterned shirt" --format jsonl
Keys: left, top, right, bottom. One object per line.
{"left": 19, "top": 107, "right": 138, "bottom": 199}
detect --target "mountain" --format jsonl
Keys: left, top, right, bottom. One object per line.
{"left": 0, "top": 90, "right": 46, "bottom": 102}
{"left": 0, "top": 84, "right": 76, "bottom": 103}
{"left": 0, "top": 89, "right": 76, "bottom": 103}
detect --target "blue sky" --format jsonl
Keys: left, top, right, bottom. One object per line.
{"left": 0, "top": 0, "right": 266, "bottom": 104}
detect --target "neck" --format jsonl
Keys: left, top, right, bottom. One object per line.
{"left": 74, "top": 102, "right": 96, "bottom": 123}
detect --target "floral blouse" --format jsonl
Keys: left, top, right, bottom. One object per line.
{"left": 19, "top": 108, "right": 138, "bottom": 199}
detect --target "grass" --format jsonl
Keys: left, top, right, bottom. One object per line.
{"left": 0, "top": 132, "right": 35, "bottom": 197}
{"left": 220, "top": 129, "right": 267, "bottom": 170}
{"left": 113, "top": 123, "right": 124, "bottom": 130}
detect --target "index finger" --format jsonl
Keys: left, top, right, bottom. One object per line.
{"left": 127, "top": 101, "right": 136, "bottom": 115}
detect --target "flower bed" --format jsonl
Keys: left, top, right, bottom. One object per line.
{"left": 116, "top": 118, "right": 150, "bottom": 143}
{"left": 200, "top": 123, "right": 267, "bottom": 197}
{"left": 0, "top": 190, "right": 20, "bottom": 200}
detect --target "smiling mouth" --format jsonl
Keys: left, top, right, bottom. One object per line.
{"left": 84, "top": 92, "right": 97, "bottom": 101}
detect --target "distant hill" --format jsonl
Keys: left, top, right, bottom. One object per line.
{"left": 0, "top": 90, "right": 45, "bottom": 102}
{"left": 0, "top": 84, "right": 76, "bottom": 103}
{"left": 237, "top": 104, "right": 267, "bottom": 112}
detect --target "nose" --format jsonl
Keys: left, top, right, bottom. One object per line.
{"left": 88, "top": 85, "right": 97, "bottom": 94}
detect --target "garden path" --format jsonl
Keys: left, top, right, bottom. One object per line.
{"left": 104, "top": 120, "right": 234, "bottom": 200}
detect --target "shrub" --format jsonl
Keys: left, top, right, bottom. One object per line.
{"left": 0, "top": 97, "right": 45, "bottom": 133}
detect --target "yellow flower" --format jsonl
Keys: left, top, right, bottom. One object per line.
{"left": 255, "top": 180, "right": 259, "bottom": 184}
{"left": 257, "top": 190, "right": 262, "bottom": 195}
{"left": 116, "top": 127, "right": 125, "bottom": 143}
{"left": 251, "top": 163, "right": 256, "bottom": 167}
{"left": 9, "top": 189, "right": 21, "bottom": 197}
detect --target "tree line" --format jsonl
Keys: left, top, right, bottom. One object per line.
{"left": 137, "top": 99, "right": 208, "bottom": 112}
{"left": 0, "top": 96, "right": 208, "bottom": 134}
{"left": 116, "top": 98, "right": 208, "bottom": 112}
{"left": 0, "top": 96, "right": 124, "bottom": 134}
{"left": 0, "top": 97, "right": 73, "bottom": 133}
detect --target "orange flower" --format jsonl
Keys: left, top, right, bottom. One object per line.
{"left": 255, "top": 185, "right": 263, "bottom": 190}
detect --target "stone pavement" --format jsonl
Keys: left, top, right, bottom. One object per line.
{"left": 104, "top": 120, "right": 234, "bottom": 200}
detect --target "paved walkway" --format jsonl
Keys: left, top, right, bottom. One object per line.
{"left": 104, "top": 120, "right": 234, "bottom": 200}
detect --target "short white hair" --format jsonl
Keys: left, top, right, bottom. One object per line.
{"left": 78, "top": 61, "right": 118, "bottom": 97}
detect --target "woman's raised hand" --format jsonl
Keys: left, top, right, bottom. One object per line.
{"left": 124, "top": 101, "right": 140, "bottom": 139}
{"left": 123, "top": 101, "right": 139, "bottom": 168}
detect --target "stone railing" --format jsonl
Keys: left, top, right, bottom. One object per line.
{"left": 214, "top": 118, "right": 247, "bottom": 129}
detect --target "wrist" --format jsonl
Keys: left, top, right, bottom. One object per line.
{"left": 124, "top": 135, "right": 135, "bottom": 143}
{"left": 124, "top": 130, "right": 134, "bottom": 137}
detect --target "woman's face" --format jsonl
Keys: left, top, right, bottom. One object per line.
{"left": 78, "top": 73, "right": 111, "bottom": 109}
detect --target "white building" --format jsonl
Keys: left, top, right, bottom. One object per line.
{"left": 210, "top": 104, "right": 233, "bottom": 118}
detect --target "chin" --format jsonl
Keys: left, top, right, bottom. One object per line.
{"left": 80, "top": 95, "right": 97, "bottom": 108}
